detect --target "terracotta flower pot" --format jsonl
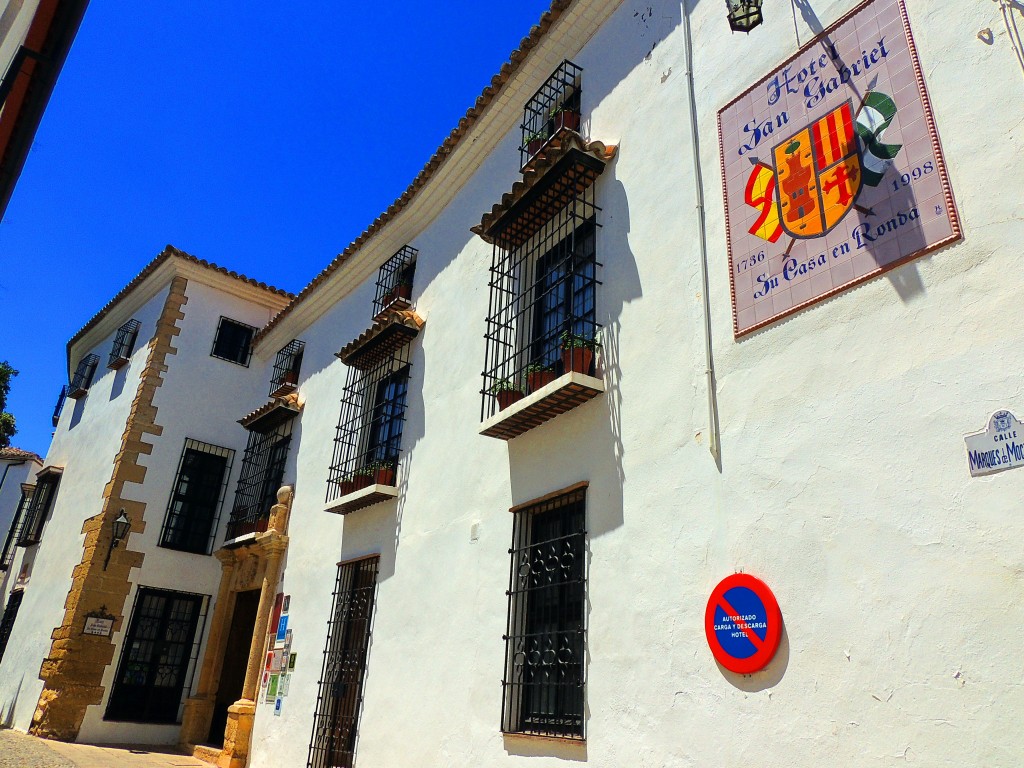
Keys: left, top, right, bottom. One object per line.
{"left": 561, "top": 347, "right": 594, "bottom": 375}
{"left": 496, "top": 390, "right": 524, "bottom": 411}
{"left": 527, "top": 370, "right": 557, "bottom": 393}
{"left": 339, "top": 479, "right": 356, "bottom": 497}
{"left": 527, "top": 137, "right": 544, "bottom": 157}
{"left": 353, "top": 474, "right": 373, "bottom": 490}
{"left": 396, "top": 283, "right": 412, "bottom": 300}
{"left": 374, "top": 467, "right": 396, "bottom": 487}
{"left": 553, "top": 110, "right": 580, "bottom": 133}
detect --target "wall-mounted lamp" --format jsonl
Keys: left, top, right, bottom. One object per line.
{"left": 103, "top": 510, "right": 131, "bottom": 570}
{"left": 726, "top": 0, "right": 764, "bottom": 33}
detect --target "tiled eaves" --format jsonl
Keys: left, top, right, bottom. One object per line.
{"left": 0, "top": 447, "right": 43, "bottom": 463}
{"left": 335, "top": 309, "right": 425, "bottom": 369}
{"left": 254, "top": 0, "right": 582, "bottom": 345}
{"left": 66, "top": 245, "right": 293, "bottom": 375}
{"left": 238, "top": 396, "right": 302, "bottom": 431}
{"left": 471, "top": 133, "right": 617, "bottom": 243}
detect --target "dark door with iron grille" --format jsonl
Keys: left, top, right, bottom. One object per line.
{"left": 105, "top": 588, "right": 204, "bottom": 723}
{"left": 0, "top": 590, "right": 24, "bottom": 663}
{"left": 308, "top": 557, "right": 379, "bottom": 768}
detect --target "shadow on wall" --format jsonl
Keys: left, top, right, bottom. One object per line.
{"left": 69, "top": 396, "right": 86, "bottom": 430}
{"left": 506, "top": 164, "right": 641, "bottom": 543}
{"left": 714, "top": 621, "right": 790, "bottom": 692}
{"left": 108, "top": 365, "right": 129, "bottom": 402}
{"left": 1, "top": 675, "right": 22, "bottom": 728}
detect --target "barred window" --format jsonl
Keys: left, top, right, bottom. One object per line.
{"left": 0, "top": 590, "right": 24, "bottom": 664}
{"left": 372, "top": 245, "right": 417, "bottom": 317}
{"left": 502, "top": 485, "right": 587, "bottom": 740}
{"left": 159, "top": 440, "right": 234, "bottom": 554}
{"left": 52, "top": 385, "right": 67, "bottom": 427}
{"left": 108, "top": 319, "right": 141, "bottom": 369}
{"left": 17, "top": 472, "right": 61, "bottom": 547}
{"left": 225, "top": 417, "right": 293, "bottom": 540}
{"left": 520, "top": 60, "right": 582, "bottom": 167}
{"left": 211, "top": 317, "right": 256, "bottom": 366}
{"left": 68, "top": 354, "right": 99, "bottom": 399}
{"left": 308, "top": 556, "right": 379, "bottom": 768}
{"left": 270, "top": 339, "right": 305, "bottom": 397}
{"left": 0, "top": 485, "right": 32, "bottom": 570}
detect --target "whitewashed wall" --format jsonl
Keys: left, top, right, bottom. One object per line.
{"left": 0, "top": 285, "right": 169, "bottom": 731}
{"left": 248, "top": 1, "right": 1024, "bottom": 767}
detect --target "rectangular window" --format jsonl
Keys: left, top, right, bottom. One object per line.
{"left": 210, "top": 317, "right": 256, "bottom": 366}
{"left": 270, "top": 339, "right": 305, "bottom": 397}
{"left": 17, "top": 472, "right": 61, "bottom": 547}
{"left": 520, "top": 60, "right": 582, "bottom": 167}
{"left": 307, "top": 556, "right": 379, "bottom": 768}
{"left": 108, "top": 319, "right": 141, "bottom": 369}
{"left": 502, "top": 485, "right": 587, "bottom": 740}
{"left": 326, "top": 358, "right": 410, "bottom": 502}
{"left": 0, "top": 590, "right": 24, "bottom": 664}
{"left": 105, "top": 587, "right": 208, "bottom": 724}
{"left": 372, "top": 245, "right": 418, "bottom": 317}
{"left": 225, "top": 417, "right": 294, "bottom": 540}
{"left": 159, "top": 440, "right": 234, "bottom": 555}
{"left": 0, "top": 485, "right": 32, "bottom": 570}
{"left": 68, "top": 354, "right": 99, "bottom": 399}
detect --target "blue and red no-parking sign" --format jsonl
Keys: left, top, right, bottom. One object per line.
{"left": 704, "top": 573, "right": 782, "bottom": 674}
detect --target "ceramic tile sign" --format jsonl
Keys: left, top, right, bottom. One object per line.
{"left": 705, "top": 573, "right": 782, "bottom": 674}
{"left": 718, "top": 0, "right": 960, "bottom": 337}
{"left": 965, "top": 411, "right": 1024, "bottom": 477}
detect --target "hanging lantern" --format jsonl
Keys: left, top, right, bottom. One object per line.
{"left": 725, "top": 0, "right": 764, "bottom": 33}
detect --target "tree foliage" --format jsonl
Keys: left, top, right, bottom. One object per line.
{"left": 0, "top": 361, "right": 17, "bottom": 448}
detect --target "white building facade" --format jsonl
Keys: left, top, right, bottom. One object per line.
{"left": 1, "top": 0, "right": 1022, "bottom": 766}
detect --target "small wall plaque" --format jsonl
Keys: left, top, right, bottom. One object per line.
{"left": 83, "top": 608, "right": 116, "bottom": 637}
{"left": 965, "top": 410, "right": 1024, "bottom": 477}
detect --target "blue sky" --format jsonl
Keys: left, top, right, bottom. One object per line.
{"left": 0, "top": 1, "right": 553, "bottom": 456}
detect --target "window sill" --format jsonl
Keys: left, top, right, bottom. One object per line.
{"left": 66, "top": 387, "right": 89, "bottom": 400}
{"left": 480, "top": 371, "right": 603, "bottom": 440}
{"left": 325, "top": 484, "right": 399, "bottom": 515}
{"left": 502, "top": 730, "right": 586, "bottom": 746}
{"left": 107, "top": 356, "right": 129, "bottom": 371}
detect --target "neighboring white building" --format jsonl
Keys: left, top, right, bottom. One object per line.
{"left": 1, "top": 0, "right": 1023, "bottom": 766}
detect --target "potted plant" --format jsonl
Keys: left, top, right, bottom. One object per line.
{"left": 525, "top": 131, "right": 547, "bottom": 158}
{"left": 489, "top": 378, "right": 524, "bottom": 411}
{"left": 549, "top": 104, "right": 580, "bottom": 133}
{"left": 280, "top": 368, "right": 298, "bottom": 387}
{"left": 338, "top": 473, "right": 356, "bottom": 497}
{"left": 368, "top": 460, "right": 396, "bottom": 487}
{"left": 395, "top": 278, "right": 413, "bottom": 301}
{"left": 525, "top": 362, "right": 556, "bottom": 393}
{"left": 560, "top": 331, "right": 599, "bottom": 375}
{"left": 353, "top": 465, "right": 374, "bottom": 490}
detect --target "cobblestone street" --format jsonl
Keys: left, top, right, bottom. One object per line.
{"left": 0, "top": 730, "right": 207, "bottom": 768}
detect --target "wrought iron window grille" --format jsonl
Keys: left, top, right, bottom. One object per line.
{"left": 159, "top": 439, "right": 235, "bottom": 555}
{"left": 108, "top": 319, "right": 141, "bottom": 369}
{"left": 0, "top": 486, "right": 32, "bottom": 570}
{"left": 307, "top": 556, "right": 379, "bottom": 768}
{"left": 270, "top": 339, "right": 305, "bottom": 397}
{"left": 68, "top": 354, "right": 99, "bottom": 399}
{"left": 16, "top": 473, "right": 60, "bottom": 547}
{"left": 225, "top": 417, "right": 294, "bottom": 541}
{"left": 481, "top": 190, "right": 602, "bottom": 424}
{"left": 520, "top": 60, "right": 583, "bottom": 168}
{"left": 210, "top": 317, "right": 256, "bottom": 367}
{"left": 326, "top": 349, "right": 411, "bottom": 505}
{"left": 52, "top": 385, "right": 67, "bottom": 427}
{"left": 0, "top": 589, "right": 24, "bottom": 665}
{"left": 372, "top": 245, "right": 418, "bottom": 318}
{"left": 502, "top": 486, "right": 588, "bottom": 741}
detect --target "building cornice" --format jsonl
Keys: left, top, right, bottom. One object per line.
{"left": 257, "top": 0, "right": 623, "bottom": 353}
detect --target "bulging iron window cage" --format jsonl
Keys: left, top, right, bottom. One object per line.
{"left": 52, "top": 385, "right": 67, "bottom": 427}
{"left": 108, "top": 319, "right": 141, "bottom": 369}
{"left": 326, "top": 348, "right": 411, "bottom": 503}
{"left": 307, "top": 556, "right": 379, "bottom": 768}
{"left": 0, "top": 486, "right": 33, "bottom": 570}
{"left": 372, "top": 245, "right": 418, "bottom": 318}
{"left": 17, "top": 472, "right": 60, "bottom": 547}
{"left": 270, "top": 339, "right": 305, "bottom": 397}
{"left": 480, "top": 153, "right": 604, "bottom": 424}
{"left": 502, "top": 485, "right": 588, "bottom": 740}
{"left": 159, "top": 439, "right": 235, "bottom": 555}
{"left": 520, "top": 60, "right": 583, "bottom": 168}
{"left": 225, "top": 415, "right": 294, "bottom": 541}
{"left": 68, "top": 354, "right": 99, "bottom": 399}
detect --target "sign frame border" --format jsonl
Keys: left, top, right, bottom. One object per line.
{"left": 704, "top": 573, "right": 783, "bottom": 674}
